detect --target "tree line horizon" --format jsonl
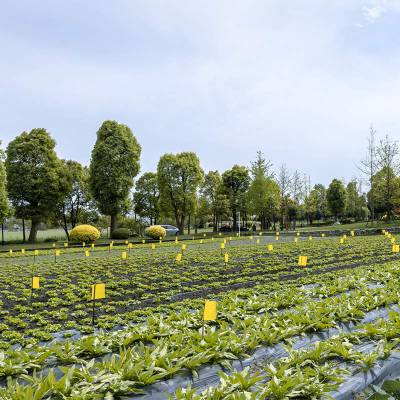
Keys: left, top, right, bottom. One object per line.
{"left": 0, "top": 122, "right": 399, "bottom": 243}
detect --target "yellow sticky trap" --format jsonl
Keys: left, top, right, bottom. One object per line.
{"left": 85, "top": 250, "right": 90, "bottom": 257}
{"left": 21, "top": 249, "right": 25, "bottom": 254}
{"left": 203, "top": 300, "right": 217, "bottom": 321}
{"left": 275, "top": 236, "right": 279, "bottom": 241}
{"left": 223, "top": 238, "right": 227, "bottom": 244}
{"left": 297, "top": 232, "right": 300, "bottom": 236}
{"left": 200, "top": 240, "right": 203, "bottom": 244}
{"left": 55, "top": 249, "right": 60, "bottom": 257}
{"left": 34, "top": 250, "right": 39, "bottom": 256}
{"left": 142, "top": 239, "right": 145, "bottom": 244}
{"left": 175, "top": 237, "right": 178, "bottom": 244}
{"left": 128, "top": 243, "right": 133, "bottom": 249}
{"left": 64, "top": 242, "right": 68, "bottom": 248}
{"left": 203, "top": 233, "right": 206, "bottom": 237}
{"left": 218, "top": 232, "right": 222, "bottom": 236}
{"left": 267, "top": 244, "right": 273, "bottom": 251}
{"left": 259, "top": 232, "right": 262, "bottom": 236}
{"left": 151, "top": 244, "right": 156, "bottom": 250}
{"left": 340, "top": 238, "right": 344, "bottom": 244}
{"left": 321, "top": 233, "right": 326, "bottom": 237}
{"left": 181, "top": 244, "right": 187, "bottom": 251}
{"left": 249, "top": 236, "right": 253, "bottom": 240}
{"left": 391, "top": 238, "right": 396, "bottom": 244}
{"left": 91, "top": 243, "right": 95, "bottom": 249}
{"left": 121, "top": 251, "right": 127, "bottom": 260}
{"left": 294, "top": 238, "right": 298, "bottom": 243}
{"left": 256, "top": 239, "right": 260, "bottom": 245}
{"left": 32, "top": 276, "right": 40, "bottom": 289}
{"left": 392, "top": 244, "right": 400, "bottom": 253}
{"left": 351, "top": 231, "right": 355, "bottom": 237}
{"left": 211, "top": 237, "right": 214, "bottom": 241}
{"left": 82, "top": 242, "right": 86, "bottom": 247}
{"left": 229, "top": 236, "right": 232, "bottom": 241}
{"left": 9, "top": 249, "right": 12, "bottom": 255}
{"left": 91, "top": 283, "right": 105, "bottom": 300}
{"left": 276, "top": 231, "right": 280, "bottom": 236}
{"left": 220, "top": 243, "right": 225, "bottom": 250}
{"left": 175, "top": 252, "right": 182, "bottom": 262}
{"left": 52, "top": 243, "right": 56, "bottom": 248}
{"left": 308, "top": 236, "right": 313, "bottom": 241}
{"left": 125, "top": 240, "right": 129, "bottom": 245}
{"left": 298, "top": 255, "right": 308, "bottom": 266}
{"left": 224, "top": 253, "right": 229, "bottom": 263}
{"left": 343, "top": 235, "right": 347, "bottom": 240}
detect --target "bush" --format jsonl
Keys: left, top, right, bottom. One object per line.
{"left": 144, "top": 225, "right": 166, "bottom": 239}
{"left": 111, "top": 228, "right": 130, "bottom": 239}
{"left": 69, "top": 225, "right": 100, "bottom": 243}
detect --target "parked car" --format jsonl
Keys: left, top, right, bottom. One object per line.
{"left": 219, "top": 225, "right": 232, "bottom": 232}
{"left": 160, "top": 225, "right": 180, "bottom": 236}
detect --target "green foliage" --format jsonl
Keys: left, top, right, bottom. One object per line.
{"left": 89, "top": 120, "right": 141, "bottom": 232}
{"left": 69, "top": 224, "right": 100, "bottom": 242}
{"left": 248, "top": 153, "right": 280, "bottom": 230}
{"left": 222, "top": 165, "right": 250, "bottom": 229}
{"left": 5, "top": 129, "right": 68, "bottom": 242}
{"left": 110, "top": 227, "right": 130, "bottom": 239}
{"left": 133, "top": 172, "right": 159, "bottom": 224}
{"left": 326, "top": 178, "right": 347, "bottom": 219}
{"left": 157, "top": 152, "right": 203, "bottom": 233}
{"left": 0, "top": 142, "right": 9, "bottom": 224}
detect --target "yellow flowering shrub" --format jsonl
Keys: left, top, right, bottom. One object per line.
{"left": 145, "top": 225, "right": 166, "bottom": 239}
{"left": 70, "top": 225, "right": 100, "bottom": 242}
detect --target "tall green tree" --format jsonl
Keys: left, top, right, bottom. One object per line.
{"left": 0, "top": 142, "right": 10, "bottom": 239}
{"left": 89, "top": 120, "right": 141, "bottom": 233}
{"left": 326, "top": 179, "right": 347, "bottom": 220}
{"left": 201, "top": 171, "right": 227, "bottom": 232}
{"left": 345, "top": 180, "right": 365, "bottom": 220}
{"left": 133, "top": 172, "right": 159, "bottom": 225}
{"left": 157, "top": 152, "right": 204, "bottom": 234}
{"left": 304, "top": 184, "right": 328, "bottom": 224}
{"left": 55, "top": 160, "right": 90, "bottom": 240}
{"left": 222, "top": 165, "right": 250, "bottom": 231}
{"left": 248, "top": 152, "right": 279, "bottom": 230}
{"left": 5, "top": 129, "right": 68, "bottom": 242}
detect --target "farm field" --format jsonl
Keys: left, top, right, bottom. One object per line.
{"left": 0, "top": 233, "right": 400, "bottom": 398}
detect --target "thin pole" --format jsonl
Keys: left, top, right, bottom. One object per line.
{"left": 92, "top": 284, "right": 96, "bottom": 327}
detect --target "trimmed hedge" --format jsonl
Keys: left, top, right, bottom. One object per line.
{"left": 69, "top": 225, "right": 100, "bottom": 242}
{"left": 144, "top": 225, "right": 166, "bottom": 240}
{"left": 111, "top": 228, "right": 130, "bottom": 239}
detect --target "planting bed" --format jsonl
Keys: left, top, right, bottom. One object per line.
{"left": 0, "top": 233, "right": 399, "bottom": 398}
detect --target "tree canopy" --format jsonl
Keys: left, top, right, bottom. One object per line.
{"left": 89, "top": 120, "right": 141, "bottom": 233}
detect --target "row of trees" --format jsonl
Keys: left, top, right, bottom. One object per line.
{"left": 1, "top": 122, "right": 400, "bottom": 242}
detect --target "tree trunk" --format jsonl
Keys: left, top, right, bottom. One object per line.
{"left": 22, "top": 219, "right": 26, "bottom": 243}
{"left": 110, "top": 214, "right": 117, "bottom": 234}
{"left": 28, "top": 219, "right": 40, "bottom": 243}
{"left": 188, "top": 214, "right": 191, "bottom": 235}
{"left": 177, "top": 219, "right": 185, "bottom": 235}
{"left": 232, "top": 210, "right": 237, "bottom": 231}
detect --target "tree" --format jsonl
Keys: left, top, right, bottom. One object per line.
{"left": 55, "top": 160, "right": 90, "bottom": 240}
{"left": 157, "top": 152, "right": 204, "bottom": 234}
{"left": 221, "top": 165, "right": 250, "bottom": 231}
{"left": 201, "top": 171, "right": 227, "bottom": 231}
{"left": 247, "top": 152, "right": 279, "bottom": 230}
{"left": 375, "top": 134, "right": 399, "bottom": 219}
{"left": 0, "top": 142, "right": 10, "bottom": 244}
{"left": 5, "top": 129, "right": 68, "bottom": 242}
{"left": 359, "top": 126, "right": 378, "bottom": 225}
{"left": 345, "top": 179, "right": 366, "bottom": 220}
{"left": 370, "top": 167, "right": 400, "bottom": 218}
{"left": 326, "top": 179, "right": 347, "bottom": 220}
{"left": 89, "top": 120, "right": 141, "bottom": 234}
{"left": 133, "top": 172, "right": 159, "bottom": 225}
{"left": 277, "top": 164, "right": 292, "bottom": 229}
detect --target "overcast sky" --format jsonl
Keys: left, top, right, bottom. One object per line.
{"left": 1, "top": 0, "right": 399, "bottom": 186}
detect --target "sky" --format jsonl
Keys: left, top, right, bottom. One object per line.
{"left": 1, "top": 0, "right": 400, "bottom": 186}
